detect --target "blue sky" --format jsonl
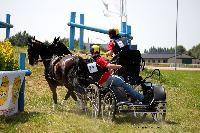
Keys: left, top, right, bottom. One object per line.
{"left": 0, "top": 0, "right": 200, "bottom": 52}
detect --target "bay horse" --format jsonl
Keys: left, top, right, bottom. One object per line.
{"left": 27, "top": 36, "right": 90, "bottom": 109}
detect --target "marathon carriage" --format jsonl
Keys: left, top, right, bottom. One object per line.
{"left": 83, "top": 47, "right": 167, "bottom": 122}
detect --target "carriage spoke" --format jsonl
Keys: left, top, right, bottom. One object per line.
{"left": 84, "top": 84, "right": 101, "bottom": 118}
{"left": 101, "top": 91, "right": 116, "bottom": 121}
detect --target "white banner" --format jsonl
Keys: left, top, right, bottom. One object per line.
{"left": 0, "top": 71, "right": 25, "bottom": 116}
{"left": 101, "top": 0, "right": 127, "bottom": 17}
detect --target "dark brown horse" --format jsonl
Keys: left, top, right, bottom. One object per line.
{"left": 27, "top": 37, "right": 90, "bottom": 109}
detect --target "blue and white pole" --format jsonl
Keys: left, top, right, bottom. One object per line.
{"left": 18, "top": 53, "right": 31, "bottom": 112}
{"left": 127, "top": 25, "right": 131, "bottom": 45}
{"left": 79, "top": 14, "right": 84, "bottom": 49}
{"left": 121, "top": 15, "right": 127, "bottom": 37}
{"left": 68, "top": 22, "right": 128, "bottom": 37}
{"left": 6, "top": 14, "right": 11, "bottom": 39}
{"left": 68, "top": 12, "right": 132, "bottom": 50}
{"left": 69, "top": 12, "right": 76, "bottom": 50}
{"left": 0, "top": 14, "right": 13, "bottom": 39}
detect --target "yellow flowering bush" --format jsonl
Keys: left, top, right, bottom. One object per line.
{"left": 0, "top": 41, "right": 18, "bottom": 71}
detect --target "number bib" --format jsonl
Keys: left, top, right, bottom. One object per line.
{"left": 115, "top": 39, "right": 125, "bottom": 48}
{"left": 87, "top": 62, "right": 98, "bottom": 73}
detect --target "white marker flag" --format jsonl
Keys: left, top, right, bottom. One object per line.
{"left": 101, "top": 0, "right": 127, "bottom": 17}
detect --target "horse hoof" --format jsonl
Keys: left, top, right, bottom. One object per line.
{"left": 52, "top": 104, "right": 58, "bottom": 110}
{"left": 61, "top": 100, "right": 69, "bottom": 110}
{"left": 61, "top": 100, "right": 67, "bottom": 106}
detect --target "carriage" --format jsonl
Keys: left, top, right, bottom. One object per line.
{"left": 27, "top": 36, "right": 166, "bottom": 122}
{"left": 83, "top": 47, "right": 167, "bottom": 122}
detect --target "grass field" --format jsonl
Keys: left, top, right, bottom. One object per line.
{"left": 1, "top": 47, "right": 200, "bottom": 133}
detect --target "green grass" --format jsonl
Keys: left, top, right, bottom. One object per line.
{"left": 1, "top": 47, "right": 200, "bottom": 133}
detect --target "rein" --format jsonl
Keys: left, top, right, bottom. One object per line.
{"left": 38, "top": 58, "right": 51, "bottom": 62}
{"left": 39, "top": 54, "right": 73, "bottom": 62}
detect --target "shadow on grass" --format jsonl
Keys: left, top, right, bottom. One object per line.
{"left": 50, "top": 105, "right": 179, "bottom": 126}
{"left": 0, "top": 111, "right": 41, "bottom": 124}
{"left": 113, "top": 113, "right": 179, "bottom": 125}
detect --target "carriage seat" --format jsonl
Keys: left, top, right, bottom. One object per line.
{"left": 113, "top": 49, "right": 144, "bottom": 85}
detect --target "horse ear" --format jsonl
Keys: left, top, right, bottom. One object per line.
{"left": 33, "top": 36, "right": 35, "bottom": 40}
{"left": 56, "top": 37, "right": 59, "bottom": 42}
{"left": 53, "top": 37, "right": 56, "bottom": 44}
{"left": 57, "top": 36, "right": 60, "bottom": 40}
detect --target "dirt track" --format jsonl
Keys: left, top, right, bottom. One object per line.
{"left": 146, "top": 66, "right": 200, "bottom": 71}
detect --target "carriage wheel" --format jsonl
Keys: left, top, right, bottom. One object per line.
{"left": 101, "top": 90, "right": 116, "bottom": 121}
{"left": 91, "top": 84, "right": 101, "bottom": 118}
{"left": 85, "top": 84, "right": 101, "bottom": 118}
{"left": 152, "top": 102, "right": 166, "bottom": 122}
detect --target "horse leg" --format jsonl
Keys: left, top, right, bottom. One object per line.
{"left": 63, "top": 84, "right": 77, "bottom": 101}
{"left": 72, "top": 86, "right": 86, "bottom": 111}
{"left": 76, "top": 93, "right": 87, "bottom": 111}
{"left": 63, "top": 85, "right": 86, "bottom": 110}
{"left": 62, "top": 90, "right": 85, "bottom": 112}
{"left": 70, "top": 77, "right": 87, "bottom": 111}
{"left": 62, "top": 86, "right": 78, "bottom": 105}
{"left": 69, "top": 90, "right": 78, "bottom": 101}
{"left": 47, "top": 81, "right": 58, "bottom": 110}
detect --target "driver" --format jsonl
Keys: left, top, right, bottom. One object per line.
{"left": 106, "top": 28, "right": 127, "bottom": 58}
{"left": 89, "top": 45, "right": 144, "bottom": 102}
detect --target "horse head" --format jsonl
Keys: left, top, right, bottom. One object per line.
{"left": 48, "top": 37, "right": 72, "bottom": 56}
{"left": 27, "top": 36, "right": 47, "bottom": 65}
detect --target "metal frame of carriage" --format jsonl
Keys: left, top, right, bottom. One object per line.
{"left": 83, "top": 52, "right": 167, "bottom": 122}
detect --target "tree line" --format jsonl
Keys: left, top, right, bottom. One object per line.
{"left": 144, "top": 45, "right": 187, "bottom": 54}
{"left": 7, "top": 31, "right": 80, "bottom": 49}
{"left": 4, "top": 31, "right": 200, "bottom": 59}
{"left": 144, "top": 45, "right": 200, "bottom": 59}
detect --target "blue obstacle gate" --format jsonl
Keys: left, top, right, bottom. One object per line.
{"left": 18, "top": 53, "right": 32, "bottom": 112}
{"left": 0, "top": 14, "right": 13, "bottom": 39}
{"left": 67, "top": 12, "right": 133, "bottom": 50}
{"left": 0, "top": 53, "right": 31, "bottom": 116}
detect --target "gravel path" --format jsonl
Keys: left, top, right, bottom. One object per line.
{"left": 146, "top": 66, "right": 200, "bottom": 71}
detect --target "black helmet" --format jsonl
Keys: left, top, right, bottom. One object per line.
{"left": 108, "top": 28, "right": 116, "bottom": 36}
{"left": 108, "top": 28, "right": 119, "bottom": 36}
